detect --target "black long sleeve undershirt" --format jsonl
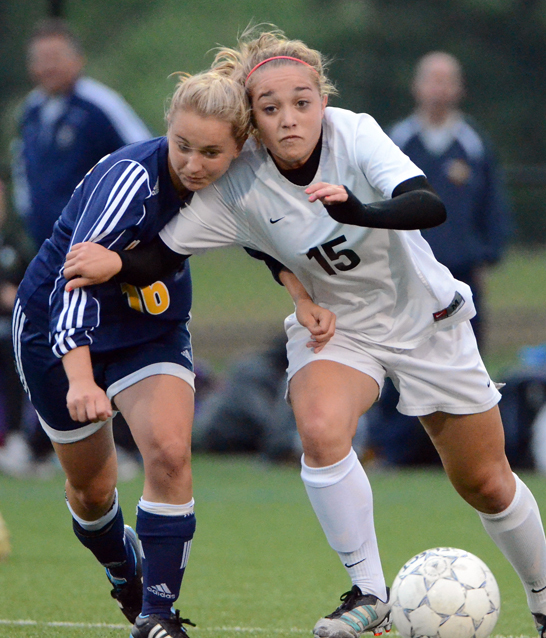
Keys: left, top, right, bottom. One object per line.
{"left": 117, "top": 239, "right": 286, "bottom": 288}
{"left": 117, "top": 237, "right": 187, "bottom": 287}
{"left": 325, "top": 175, "right": 446, "bottom": 230}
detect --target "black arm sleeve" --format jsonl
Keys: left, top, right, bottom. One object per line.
{"left": 325, "top": 175, "right": 447, "bottom": 230}
{"left": 244, "top": 247, "right": 291, "bottom": 285}
{"left": 117, "top": 235, "right": 189, "bottom": 286}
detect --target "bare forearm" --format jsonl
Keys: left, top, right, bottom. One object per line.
{"left": 278, "top": 269, "right": 336, "bottom": 352}
{"left": 279, "top": 269, "right": 312, "bottom": 304}
{"left": 62, "top": 346, "right": 113, "bottom": 423}
{"left": 62, "top": 345, "right": 95, "bottom": 384}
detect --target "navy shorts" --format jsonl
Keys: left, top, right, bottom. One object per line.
{"left": 12, "top": 304, "right": 194, "bottom": 443}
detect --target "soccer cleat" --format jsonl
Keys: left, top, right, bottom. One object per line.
{"left": 131, "top": 610, "right": 196, "bottom": 638}
{"left": 107, "top": 525, "right": 143, "bottom": 624}
{"left": 314, "top": 585, "right": 391, "bottom": 638}
{"left": 534, "top": 612, "right": 546, "bottom": 637}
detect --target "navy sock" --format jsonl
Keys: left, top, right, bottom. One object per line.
{"left": 72, "top": 505, "right": 135, "bottom": 581}
{"left": 136, "top": 506, "right": 196, "bottom": 617}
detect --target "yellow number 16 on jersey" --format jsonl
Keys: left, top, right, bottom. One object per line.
{"left": 121, "top": 281, "right": 170, "bottom": 315}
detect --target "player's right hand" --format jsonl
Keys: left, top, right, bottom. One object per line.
{"left": 66, "top": 379, "right": 113, "bottom": 423}
{"left": 64, "top": 242, "right": 123, "bottom": 291}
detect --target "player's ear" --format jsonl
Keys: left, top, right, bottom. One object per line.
{"left": 321, "top": 94, "right": 328, "bottom": 114}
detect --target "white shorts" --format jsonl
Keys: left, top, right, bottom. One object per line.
{"left": 285, "top": 315, "right": 501, "bottom": 417}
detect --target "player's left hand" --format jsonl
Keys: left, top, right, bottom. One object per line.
{"left": 295, "top": 298, "right": 336, "bottom": 353}
{"left": 305, "top": 182, "right": 348, "bottom": 205}
{"left": 64, "top": 242, "right": 123, "bottom": 291}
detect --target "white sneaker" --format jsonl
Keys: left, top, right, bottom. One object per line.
{"left": 314, "top": 586, "right": 391, "bottom": 637}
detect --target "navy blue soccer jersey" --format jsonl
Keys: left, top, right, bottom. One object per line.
{"left": 17, "top": 137, "right": 192, "bottom": 357}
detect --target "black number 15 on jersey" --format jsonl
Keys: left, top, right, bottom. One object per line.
{"left": 306, "top": 235, "right": 361, "bottom": 275}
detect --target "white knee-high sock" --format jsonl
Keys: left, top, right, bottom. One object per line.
{"left": 301, "top": 448, "right": 387, "bottom": 600}
{"left": 479, "top": 473, "right": 546, "bottom": 613}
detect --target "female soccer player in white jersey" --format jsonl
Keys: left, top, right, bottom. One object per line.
{"left": 63, "top": 29, "right": 546, "bottom": 638}
{"left": 13, "top": 68, "right": 334, "bottom": 638}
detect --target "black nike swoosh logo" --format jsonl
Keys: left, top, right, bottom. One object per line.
{"left": 270, "top": 217, "right": 285, "bottom": 224}
{"left": 532, "top": 585, "right": 546, "bottom": 593}
{"left": 344, "top": 558, "right": 366, "bottom": 568}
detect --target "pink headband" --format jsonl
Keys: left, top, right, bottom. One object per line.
{"left": 245, "top": 56, "right": 318, "bottom": 84}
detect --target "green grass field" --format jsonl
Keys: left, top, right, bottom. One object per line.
{"left": 0, "top": 455, "right": 543, "bottom": 637}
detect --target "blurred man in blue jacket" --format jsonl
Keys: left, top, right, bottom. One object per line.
{"left": 390, "top": 51, "right": 510, "bottom": 349}
{"left": 11, "top": 18, "right": 152, "bottom": 251}
{"left": 373, "top": 52, "right": 511, "bottom": 467}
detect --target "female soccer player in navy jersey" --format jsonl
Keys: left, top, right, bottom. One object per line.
{"left": 63, "top": 29, "right": 546, "bottom": 638}
{"left": 12, "top": 68, "right": 334, "bottom": 638}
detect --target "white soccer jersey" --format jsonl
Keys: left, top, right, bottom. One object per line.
{"left": 160, "top": 106, "right": 475, "bottom": 349}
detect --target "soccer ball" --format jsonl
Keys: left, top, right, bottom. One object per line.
{"left": 390, "top": 547, "right": 500, "bottom": 638}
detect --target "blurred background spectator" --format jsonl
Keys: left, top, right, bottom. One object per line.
{"left": 10, "top": 18, "right": 152, "bottom": 252}
{"left": 0, "top": 176, "right": 33, "bottom": 449}
{"left": 0, "top": 174, "right": 56, "bottom": 478}
{"left": 390, "top": 51, "right": 511, "bottom": 350}
{"left": 367, "top": 51, "right": 511, "bottom": 468}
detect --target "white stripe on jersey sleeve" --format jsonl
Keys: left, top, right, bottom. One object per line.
{"left": 52, "top": 159, "right": 150, "bottom": 355}
{"left": 102, "top": 162, "right": 139, "bottom": 211}
{"left": 75, "top": 288, "right": 89, "bottom": 328}
{"left": 75, "top": 77, "right": 152, "bottom": 144}
{"left": 92, "top": 170, "right": 148, "bottom": 242}
{"left": 60, "top": 288, "right": 83, "bottom": 334}
{"left": 71, "top": 160, "right": 149, "bottom": 247}
{"left": 65, "top": 329, "right": 78, "bottom": 351}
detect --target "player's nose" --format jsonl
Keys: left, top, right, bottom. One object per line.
{"left": 280, "top": 107, "right": 298, "bottom": 127}
{"left": 185, "top": 152, "right": 203, "bottom": 173}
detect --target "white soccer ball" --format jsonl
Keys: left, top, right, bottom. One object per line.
{"left": 390, "top": 547, "right": 501, "bottom": 638}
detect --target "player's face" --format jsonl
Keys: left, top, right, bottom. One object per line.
{"left": 249, "top": 65, "right": 327, "bottom": 170}
{"left": 167, "top": 109, "right": 242, "bottom": 193}
{"left": 28, "top": 36, "right": 84, "bottom": 95}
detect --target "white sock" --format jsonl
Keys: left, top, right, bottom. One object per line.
{"left": 301, "top": 448, "right": 386, "bottom": 600}
{"left": 479, "top": 473, "right": 546, "bottom": 613}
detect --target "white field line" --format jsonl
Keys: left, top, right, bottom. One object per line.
{"left": 0, "top": 621, "right": 536, "bottom": 637}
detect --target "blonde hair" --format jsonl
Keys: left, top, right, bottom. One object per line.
{"left": 166, "top": 70, "right": 250, "bottom": 147}
{"left": 212, "top": 25, "right": 337, "bottom": 99}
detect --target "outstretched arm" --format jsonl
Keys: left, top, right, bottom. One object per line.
{"left": 64, "top": 236, "right": 188, "bottom": 290}
{"left": 279, "top": 269, "right": 336, "bottom": 353}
